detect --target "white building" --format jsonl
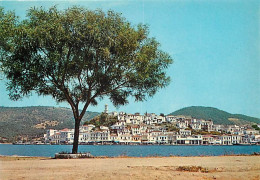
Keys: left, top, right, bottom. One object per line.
{"left": 190, "top": 122, "right": 201, "bottom": 130}
{"left": 220, "top": 135, "right": 232, "bottom": 145}
{"left": 118, "top": 134, "right": 132, "bottom": 144}
{"left": 60, "top": 128, "right": 74, "bottom": 144}
{"left": 166, "top": 115, "right": 177, "bottom": 123}
{"left": 176, "top": 135, "right": 202, "bottom": 145}
{"left": 90, "top": 130, "right": 110, "bottom": 143}
{"left": 156, "top": 133, "right": 168, "bottom": 144}
{"left": 81, "top": 124, "right": 95, "bottom": 132}
{"left": 131, "top": 125, "right": 141, "bottom": 135}
{"left": 176, "top": 121, "right": 188, "bottom": 129}
{"left": 179, "top": 129, "right": 191, "bottom": 137}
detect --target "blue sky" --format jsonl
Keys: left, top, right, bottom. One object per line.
{"left": 0, "top": 0, "right": 259, "bottom": 117}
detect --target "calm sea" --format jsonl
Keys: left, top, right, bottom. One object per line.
{"left": 0, "top": 144, "right": 259, "bottom": 157}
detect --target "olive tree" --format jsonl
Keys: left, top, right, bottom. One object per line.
{"left": 0, "top": 6, "right": 173, "bottom": 153}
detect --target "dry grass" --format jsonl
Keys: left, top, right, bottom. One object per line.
{"left": 176, "top": 166, "right": 209, "bottom": 173}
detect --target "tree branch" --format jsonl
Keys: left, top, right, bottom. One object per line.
{"left": 62, "top": 45, "right": 71, "bottom": 84}
{"left": 48, "top": 73, "right": 78, "bottom": 120}
{"left": 79, "top": 90, "right": 98, "bottom": 120}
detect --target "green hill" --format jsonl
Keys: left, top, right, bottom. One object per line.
{"left": 0, "top": 106, "right": 99, "bottom": 141}
{"left": 169, "top": 106, "right": 260, "bottom": 125}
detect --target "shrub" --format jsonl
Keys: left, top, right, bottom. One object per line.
{"left": 176, "top": 166, "right": 209, "bottom": 173}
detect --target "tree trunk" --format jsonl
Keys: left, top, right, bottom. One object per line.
{"left": 72, "top": 119, "right": 80, "bottom": 154}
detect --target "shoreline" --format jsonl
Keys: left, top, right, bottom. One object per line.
{"left": 1, "top": 153, "right": 260, "bottom": 159}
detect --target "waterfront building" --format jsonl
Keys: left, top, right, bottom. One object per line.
{"left": 231, "top": 135, "right": 242, "bottom": 144}
{"left": 220, "top": 135, "right": 232, "bottom": 145}
{"left": 176, "top": 135, "right": 202, "bottom": 145}
{"left": 60, "top": 128, "right": 74, "bottom": 144}
{"left": 132, "top": 135, "right": 142, "bottom": 143}
{"left": 42, "top": 111, "right": 258, "bottom": 145}
{"left": 118, "top": 134, "right": 132, "bottom": 144}
{"left": 156, "top": 133, "right": 168, "bottom": 144}
{"left": 90, "top": 130, "right": 110, "bottom": 143}
{"left": 52, "top": 132, "right": 61, "bottom": 144}
{"left": 147, "top": 133, "right": 157, "bottom": 144}
{"left": 110, "top": 133, "right": 119, "bottom": 143}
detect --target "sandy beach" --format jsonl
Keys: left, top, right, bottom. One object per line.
{"left": 1, "top": 155, "right": 260, "bottom": 180}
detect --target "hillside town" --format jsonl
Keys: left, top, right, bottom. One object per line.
{"left": 42, "top": 105, "right": 260, "bottom": 146}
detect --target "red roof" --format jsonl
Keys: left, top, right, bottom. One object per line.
{"left": 132, "top": 135, "right": 141, "bottom": 138}
{"left": 202, "top": 135, "right": 213, "bottom": 137}
{"left": 132, "top": 125, "right": 140, "bottom": 128}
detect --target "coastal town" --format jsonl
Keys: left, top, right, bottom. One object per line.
{"left": 42, "top": 105, "right": 260, "bottom": 146}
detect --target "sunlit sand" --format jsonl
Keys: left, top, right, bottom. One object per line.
{"left": 1, "top": 155, "right": 260, "bottom": 180}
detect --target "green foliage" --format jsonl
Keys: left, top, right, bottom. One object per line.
{"left": 170, "top": 106, "right": 260, "bottom": 125}
{"left": 252, "top": 125, "right": 260, "bottom": 131}
{"left": 84, "top": 113, "right": 118, "bottom": 128}
{"left": 191, "top": 129, "right": 222, "bottom": 135}
{"left": 0, "top": 6, "right": 172, "bottom": 152}
{"left": 163, "top": 123, "right": 179, "bottom": 132}
{"left": 0, "top": 6, "right": 172, "bottom": 109}
{"left": 210, "top": 131, "right": 222, "bottom": 135}
{"left": 0, "top": 106, "right": 99, "bottom": 141}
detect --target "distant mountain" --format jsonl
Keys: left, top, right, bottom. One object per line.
{"left": 0, "top": 106, "right": 99, "bottom": 141}
{"left": 169, "top": 106, "right": 260, "bottom": 125}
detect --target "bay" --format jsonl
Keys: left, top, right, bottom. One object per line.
{"left": 0, "top": 144, "right": 260, "bottom": 157}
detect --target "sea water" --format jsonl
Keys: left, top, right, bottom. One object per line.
{"left": 0, "top": 144, "right": 260, "bottom": 157}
